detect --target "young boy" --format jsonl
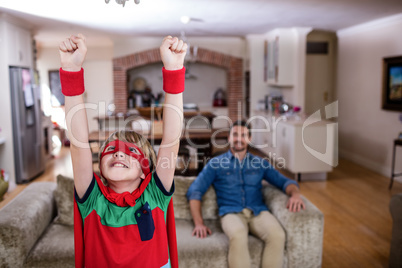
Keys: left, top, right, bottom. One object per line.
{"left": 60, "top": 34, "right": 187, "bottom": 268}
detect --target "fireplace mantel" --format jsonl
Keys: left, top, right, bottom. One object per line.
{"left": 112, "top": 47, "right": 243, "bottom": 121}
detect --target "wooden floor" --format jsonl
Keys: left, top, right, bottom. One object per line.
{"left": 1, "top": 147, "right": 401, "bottom": 268}
{"left": 300, "top": 159, "right": 402, "bottom": 268}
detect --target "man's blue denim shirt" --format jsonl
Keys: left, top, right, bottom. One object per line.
{"left": 186, "top": 150, "right": 299, "bottom": 216}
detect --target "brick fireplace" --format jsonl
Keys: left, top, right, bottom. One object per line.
{"left": 112, "top": 47, "right": 243, "bottom": 121}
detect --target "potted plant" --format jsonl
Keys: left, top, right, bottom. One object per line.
{"left": 0, "top": 169, "right": 9, "bottom": 200}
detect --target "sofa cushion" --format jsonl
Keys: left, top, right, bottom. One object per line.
{"left": 25, "top": 223, "right": 74, "bottom": 268}
{"left": 176, "top": 219, "right": 264, "bottom": 268}
{"left": 262, "top": 184, "right": 324, "bottom": 268}
{"left": 54, "top": 175, "right": 74, "bottom": 226}
{"left": 173, "top": 176, "right": 218, "bottom": 220}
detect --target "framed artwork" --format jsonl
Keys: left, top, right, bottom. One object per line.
{"left": 382, "top": 56, "right": 402, "bottom": 111}
{"left": 48, "top": 70, "right": 64, "bottom": 106}
{"left": 264, "top": 40, "right": 268, "bottom": 82}
{"left": 265, "top": 37, "right": 279, "bottom": 84}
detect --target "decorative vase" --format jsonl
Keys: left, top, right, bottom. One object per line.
{"left": 0, "top": 178, "right": 8, "bottom": 200}
{"left": 0, "top": 169, "right": 9, "bottom": 200}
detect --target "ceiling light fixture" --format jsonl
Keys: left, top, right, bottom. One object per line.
{"left": 105, "top": 0, "right": 140, "bottom": 7}
{"left": 180, "top": 16, "right": 204, "bottom": 24}
{"left": 180, "top": 16, "right": 191, "bottom": 24}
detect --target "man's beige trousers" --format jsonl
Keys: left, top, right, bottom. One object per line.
{"left": 220, "top": 208, "right": 285, "bottom": 268}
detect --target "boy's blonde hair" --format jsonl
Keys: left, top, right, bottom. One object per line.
{"left": 98, "top": 130, "right": 157, "bottom": 184}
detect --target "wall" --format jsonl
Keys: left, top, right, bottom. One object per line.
{"left": 246, "top": 34, "right": 270, "bottom": 117}
{"left": 337, "top": 14, "right": 402, "bottom": 181}
{"left": 0, "top": 14, "right": 34, "bottom": 190}
{"left": 36, "top": 45, "right": 114, "bottom": 132}
{"left": 247, "top": 28, "right": 311, "bottom": 118}
{"left": 0, "top": 18, "right": 16, "bottom": 190}
{"left": 127, "top": 62, "right": 227, "bottom": 109}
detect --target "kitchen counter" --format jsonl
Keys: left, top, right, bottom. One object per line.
{"left": 251, "top": 110, "right": 336, "bottom": 181}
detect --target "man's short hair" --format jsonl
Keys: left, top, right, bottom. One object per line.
{"left": 230, "top": 120, "right": 251, "bottom": 134}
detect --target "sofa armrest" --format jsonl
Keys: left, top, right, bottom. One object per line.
{"left": 0, "top": 182, "right": 57, "bottom": 268}
{"left": 262, "top": 184, "right": 324, "bottom": 268}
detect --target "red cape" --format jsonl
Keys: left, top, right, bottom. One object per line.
{"left": 74, "top": 173, "right": 178, "bottom": 268}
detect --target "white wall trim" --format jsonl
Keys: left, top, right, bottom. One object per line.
{"left": 339, "top": 149, "right": 402, "bottom": 184}
{"left": 337, "top": 13, "right": 402, "bottom": 37}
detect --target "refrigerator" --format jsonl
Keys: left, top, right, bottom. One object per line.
{"left": 9, "top": 67, "right": 45, "bottom": 184}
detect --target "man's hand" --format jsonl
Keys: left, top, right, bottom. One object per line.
{"left": 286, "top": 193, "right": 306, "bottom": 212}
{"left": 192, "top": 223, "right": 212, "bottom": 239}
{"left": 160, "top": 36, "right": 188, "bottom": 70}
{"left": 285, "top": 184, "right": 306, "bottom": 212}
{"left": 59, "top": 34, "right": 87, "bottom": 72}
{"left": 189, "top": 200, "right": 211, "bottom": 239}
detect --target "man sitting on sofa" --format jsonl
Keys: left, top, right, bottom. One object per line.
{"left": 186, "top": 120, "right": 305, "bottom": 268}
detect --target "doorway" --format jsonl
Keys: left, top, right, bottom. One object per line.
{"left": 304, "top": 30, "right": 337, "bottom": 115}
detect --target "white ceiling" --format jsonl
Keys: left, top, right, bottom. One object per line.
{"left": 1, "top": 0, "right": 402, "bottom": 46}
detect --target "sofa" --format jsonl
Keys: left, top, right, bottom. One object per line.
{"left": 173, "top": 176, "right": 324, "bottom": 268}
{"left": 389, "top": 193, "right": 402, "bottom": 268}
{"left": 0, "top": 176, "right": 74, "bottom": 268}
{"left": 0, "top": 175, "right": 324, "bottom": 268}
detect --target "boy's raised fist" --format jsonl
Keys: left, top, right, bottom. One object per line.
{"left": 160, "top": 36, "right": 188, "bottom": 71}
{"left": 59, "top": 34, "right": 87, "bottom": 72}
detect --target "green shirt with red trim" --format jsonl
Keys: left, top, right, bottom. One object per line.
{"left": 75, "top": 172, "right": 174, "bottom": 268}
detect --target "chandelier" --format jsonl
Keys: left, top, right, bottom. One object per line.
{"left": 180, "top": 30, "right": 198, "bottom": 64}
{"left": 179, "top": 16, "right": 204, "bottom": 64}
{"left": 105, "top": 0, "right": 140, "bottom": 7}
{"left": 179, "top": 30, "right": 198, "bottom": 79}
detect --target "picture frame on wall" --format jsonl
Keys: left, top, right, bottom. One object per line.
{"left": 382, "top": 56, "right": 402, "bottom": 111}
{"left": 265, "top": 37, "right": 279, "bottom": 84}
{"left": 48, "top": 70, "right": 64, "bottom": 106}
{"left": 264, "top": 40, "right": 268, "bottom": 82}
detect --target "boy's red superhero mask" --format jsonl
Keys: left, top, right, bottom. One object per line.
{"left": 99, "top": 140, "right": 151, "bottom": 176}
{"left": 97, "top": 140, "right": 152, "bottom": 207}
